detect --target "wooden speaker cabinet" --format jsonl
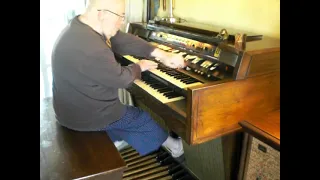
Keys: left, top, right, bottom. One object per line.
{"left": 238, "top": 110, "right": 280, "bottom": 180}
{"left": 240, "top": 135, "right": 280, "bottom": 180}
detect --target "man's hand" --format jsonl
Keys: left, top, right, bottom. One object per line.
{"left": 137, "top": 60, "right": 158, "bottom": 72}
{"left": 161, "top": 53, "right": 187, "bottom": 69}
{"left": 151, "top": 48, "right": 187, "bottom": 69}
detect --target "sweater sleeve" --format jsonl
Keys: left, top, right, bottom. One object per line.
{"left": 110, "top": 31, "right": 156, "bottom": 58}
{"left": 80, "top": 48, "right": 141, "bottom": 88}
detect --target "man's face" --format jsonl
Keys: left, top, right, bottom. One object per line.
{"left": 99, "top": 0, "right": 125, "bottom": 38}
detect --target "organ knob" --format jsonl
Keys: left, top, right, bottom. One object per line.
{"left": 213, "top": 70, "right": 220, "bottom": 76}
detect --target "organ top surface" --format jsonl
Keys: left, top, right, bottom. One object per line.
{"left": 150, "top": 20, "right": 263, "bottom": 41}
{"left": 239, "top": 110, "right": 280, "bottom": 151}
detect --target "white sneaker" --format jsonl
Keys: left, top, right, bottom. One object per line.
{"left": 162, "top": 138, "right": 184, "bottom": 158}
{"left": 114, "top": 140, "right": 129, "bottom": 151}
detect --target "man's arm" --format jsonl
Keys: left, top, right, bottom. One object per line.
{"left": 79, "top": 48, "right": 158, "bottom": 88}
{"left": 110, "top": 31, "right": 155, "bottom": 58}
{"left": 110, "top": 31, "right": 187, "bottom": 69}
{"left": 80, "top": 48, "right": 141, "bottom": 88}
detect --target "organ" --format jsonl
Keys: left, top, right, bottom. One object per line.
{"left": 116, "top": 20, "right": 280, "bottom": 146}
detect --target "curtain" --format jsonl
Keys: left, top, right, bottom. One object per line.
{"left": 40, "top": 0, "right": 86, "bottom": 100}
{"left": 125, "top": 0, "right": 145, "bottom": 26}
{"left": 118, "top": 0, "right": 146, "bottom": 106}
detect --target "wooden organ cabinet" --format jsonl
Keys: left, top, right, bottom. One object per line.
{"left": 116, "top": 20, "right": 280, "bottom": 180}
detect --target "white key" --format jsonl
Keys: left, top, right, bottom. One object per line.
{"left": 124, "top": 55, "right": 203, "bottom": 89}
{"left": 178, "top": 52, "right": 187, "bottom": 56}
{"left": 185, "top": 55, "right": 198, "bottom": 60}
{"left": 125, "top": 56, "right": 140, "bottom": 63}
{"left": 134, "top": 79, "right": 185, "bottom": 103}
{"left": 157, "top": 44, "right": 171, "bottom": 51}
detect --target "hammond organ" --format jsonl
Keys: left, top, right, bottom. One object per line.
{"left": 117, "top": 20, "right": 280, "bottom": 146}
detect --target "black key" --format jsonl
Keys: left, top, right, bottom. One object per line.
{"left": 171, "top": 169, "right": 186, "bottom": 179}
{"left": 163, "top": 91, "right": 177, "bottom": 96}
{"left": 176, "top": 174, "right": 194, "bottom": 180}
{"left": 156, "top": 151, "right": 169, "bottom": 161}
{"left": 177, "top": 75, "right": 193, "bottom": 79}
{"left": 185, "top": 81, "right": 197, "bottom": 84}
{"left": 168, "top": 164, "right": 182, "bottom": 175}
{"left": 160, "top": 90, "right": 173, "bottom": 94}
{"left": 160, "top": 156, "right": 174, "bottom": 166}
{"left": 181, "top": 80, "right": 197, "bottom": 84}
{"left": 180, "top": 78, "right": 196, "bottom": 82}
{"left": 167, "top": 95, "right": 178, "bottom": 99}
{"left": 172, "top": 74, "right": 187, "bottom": 78}
{"left": 179, "top": 77, "right": 193, "bottom": 81}
{"left": 158, "top": 88, "right": 173, "bottom": 93}
{"left": 152, "top": 84, "right": 167, "bottom": 89}
{"left": 147, "top": 82, "right": 162, "bottom": 86}
{"left": 156, "top": 87, "right": 170, "bottom": 91}
{"left": 145, "top": 79, "right": 158, "bottom": 83}
{"left": 176, "top": 77, "right": 194, "bottom": 81}
{"left": 162, "top": 70, "right": 176, "bottom": 73}
{"left": 163, "top": 92, "right": 178, "bottom": 98}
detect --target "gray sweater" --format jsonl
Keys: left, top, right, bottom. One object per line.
{"left": 51, "top": 16, "right": 155, "bottom": 131}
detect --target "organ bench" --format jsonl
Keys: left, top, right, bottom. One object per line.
{"left": 40, "top": 98, "right": 126, "bottom": 180}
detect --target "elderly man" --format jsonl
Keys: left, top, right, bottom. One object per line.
{"left": 51, "top": 0, "right": 185, "bottom": 159}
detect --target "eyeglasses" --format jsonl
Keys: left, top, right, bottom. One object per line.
{"left": 97, "top": 9, "right": 125, "bottom": 21}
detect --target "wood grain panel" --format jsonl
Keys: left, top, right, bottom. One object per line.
{"left": 239, "top": 110, "right": 280, "bottom": 151}
{"left": 247, "top": 51, "right": 280, "bottom": 78}
{"left": 189, "top": 71, "right": 280, "bottom": 144}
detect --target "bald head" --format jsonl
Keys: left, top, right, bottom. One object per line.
{"left": 80, "top": 0, "right": 125, "bottom": 39}
{"left": 85, "top": 0, "right": 124, "bottom": 13}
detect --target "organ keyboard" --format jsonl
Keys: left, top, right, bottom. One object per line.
{"left": 133, "top": 74, "right": 185, "bottom": 104}
{"left": 124, "top": 55, "right": 203, "bottom": 90}
{"left": 117, "top": 20, "right": 280, "bottom": 145}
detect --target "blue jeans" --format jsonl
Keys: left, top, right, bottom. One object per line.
{"left": 102, "top": 105, "right": 168, "bottom": 156}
